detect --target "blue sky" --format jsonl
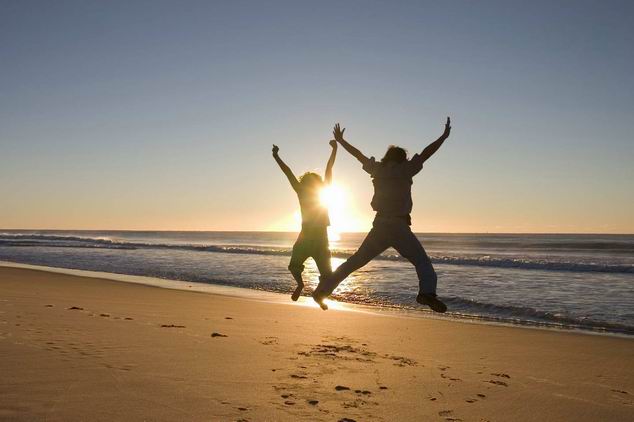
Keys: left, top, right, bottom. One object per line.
{"left": 1, "top": 0, "right": 633, "bottom": 232}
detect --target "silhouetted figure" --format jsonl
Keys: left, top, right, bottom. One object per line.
{"left": 272, "top": 135, "right": 337, "bottom": 306}
{"left": 313, "top": 119, "right": 452, "bottom": 313}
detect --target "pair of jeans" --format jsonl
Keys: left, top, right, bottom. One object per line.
{"left": 316, "top": 217, "right": 437, "bottom": 297}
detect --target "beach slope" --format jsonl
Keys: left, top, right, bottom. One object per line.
{"left": 1, "top": 266, "right": 632, "bottom": 421}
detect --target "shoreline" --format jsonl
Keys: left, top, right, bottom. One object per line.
{"left": 1, "top": 261, "right": 631, "bottom": 338}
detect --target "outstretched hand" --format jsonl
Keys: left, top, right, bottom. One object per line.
{"left": 272, "top": 144, "right": 279, "bottom": 156}
{"left": 333, "top": 123, "right": 345, "bottom": 143}
{"left": 442, "top": 117, "right": 451, "bottom": 138}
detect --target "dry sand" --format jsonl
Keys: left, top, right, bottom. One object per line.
{"left": 1, "top": 266, "right": 633, "bottom": 421}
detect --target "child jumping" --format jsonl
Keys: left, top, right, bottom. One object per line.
{"left": 272, "top": 130, "right": 337, "bottom": 306}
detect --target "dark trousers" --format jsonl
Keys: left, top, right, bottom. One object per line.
{"left": 288, "top": 226, "right": 332, "bottom": 278}
{"left": 316, "top": 218, "right": 437, "bottom": 296}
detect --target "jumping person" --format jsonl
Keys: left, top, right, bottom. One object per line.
{"left": 313, "top": 119, "right": 452, "bottom": 313}
{"left": 272, "top": 133, "right": 337, "bottom": 305}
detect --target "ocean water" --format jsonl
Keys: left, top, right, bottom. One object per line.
{"left": 1, "top": 230, "right": 633, "bottom": 335}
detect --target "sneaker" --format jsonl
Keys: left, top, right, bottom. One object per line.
{"left": 416, "top": 293, "right": 447, "bottom": 313}
{"left": 291, "top": 284, "right": 303, "bottom": 301}
{"left": 312, "top": 291, "right": 328, "bottom": 310}
{"left": 312, "top": 276, "right": 329, "bottom": 310}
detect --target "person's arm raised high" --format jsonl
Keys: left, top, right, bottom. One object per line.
{"left": 324, "top": 139, "right": 337, "bottom": 185}
{"left": 272, "top": 144, "right": 300, "bottom": 192}
{"left": 417, "top": 117, "right": 452, "bottom": 164}
{"left": 332, "top": 123, "right": 370, "bottom": 166}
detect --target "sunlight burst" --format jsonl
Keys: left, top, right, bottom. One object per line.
{"left": 320, "top": 183, "right": 349, "bottom": 241}
{"left": 319, "top": 184, "right": 346, "bottom": 210}
{"left": 281, "top": 183, "right": 366, "bottom": 235}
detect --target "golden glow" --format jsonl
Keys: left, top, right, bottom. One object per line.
{"left": 265, "top": 183, "right": 371, "bottom": 233}
{"left": 320, "top": 183, "right": 346, "bottom": 210}
{"left": 327, "top": 227, "right": 341, "bottom": 242}
{"left": 320, "top": 183, "right": 360, "bottom": 237}
{"left": 294, "top": 296, "right": 346, "bottom": 310}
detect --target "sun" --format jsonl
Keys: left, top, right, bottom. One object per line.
{"left": 271, "top": 182, "right": 369, "bottom": 235}
{"left": 320, "top": 183, "right": 346, "bottom": 211}
{"left": 320, "top": 183, "right": 349, "bottom": 241}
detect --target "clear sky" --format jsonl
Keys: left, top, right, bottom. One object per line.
{"left": 1, "top": 0, "right": 633, "bottom": 233}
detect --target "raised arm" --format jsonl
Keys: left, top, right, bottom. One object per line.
{"left": 272, "top": 145, "right": 300, "bottom": 192}
{"left": 418, "top": 117, "right": 452, "bottom": 163}
{"left": 324, "top": 140, "right": 337, "bottom": 185}
{"left": 332, "top": 123, "right": 369, "bottom": 166}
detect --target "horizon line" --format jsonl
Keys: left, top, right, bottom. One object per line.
{"left": 1, "top": 228, "right": 633, "bottom": 236}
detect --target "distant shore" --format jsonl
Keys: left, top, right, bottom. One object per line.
{"left": 1, "top": 265, "right": 633, "bottom": 421}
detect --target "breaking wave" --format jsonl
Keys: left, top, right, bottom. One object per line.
{"left": 1, "top": 233, "right": 632, "bottom": 274}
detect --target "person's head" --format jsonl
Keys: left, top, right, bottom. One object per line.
{"left": 299, "top": 172, "right": 323, "bottom": 191}
{"left": 381, "top": 145, "right": 408, "bottom": 164}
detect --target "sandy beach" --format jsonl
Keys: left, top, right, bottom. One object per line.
{"left": 1, "top": 266, "right": 632, "bottom": 421}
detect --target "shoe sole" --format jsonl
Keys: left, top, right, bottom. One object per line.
{"left": 416, "top": 295, "right": 447, "bottom": 313}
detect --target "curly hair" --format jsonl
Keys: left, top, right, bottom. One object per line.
{"left": 381, "top": 146, "right": 408, "bottom": 164}
{"left": 298, "top": 172, "right": 323, "bottom": 189}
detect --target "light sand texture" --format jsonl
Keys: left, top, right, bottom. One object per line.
{"left": 1, "top": 266, "right": 633, "bottom": 421}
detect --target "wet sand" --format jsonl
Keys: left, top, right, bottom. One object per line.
{"left": 1, "top": 266, "right": 632, "bottom": 421}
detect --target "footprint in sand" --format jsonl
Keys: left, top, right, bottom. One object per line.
{"left": 211, "top": 332, "right": 228, "bottom": 337}
{"left": 491, "top": 372, "right": 511, "bottom": 379}
{"left": 161, "top": 324, "right": 185, "bottom": 328}
{"left": 342, "top": 398, "right": 369, "bottom": 408}
{"left": 67, "top": 306, "right": 83, "bottom": 310}
{"left": 290, "top": 374, "right": 307, "bottom": 379}
{"left": 335, "top": 385, "right": 351, "bottom": 391}
{"left": 439, "top": 410, "right": 463, "bottom": 421}
{"left": 100, "top": 313, "right": 110, "bottom": 317}
{"left": 485, "top": 380, "right": 508, "bottom": 387}
{"left": 307, "top": 399, "right": 319, "bottom": 405}
{"left": 259, "top": 336, "right": 278, "bottom": 345}
{"left": 386, "top": 354, "right": 417, "bottom": 367}
{"left": 440, "top": 372, "right": 462, "bottom": 382}
{"left": 338, "top": 418, "right": 357, "bottom": 422}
